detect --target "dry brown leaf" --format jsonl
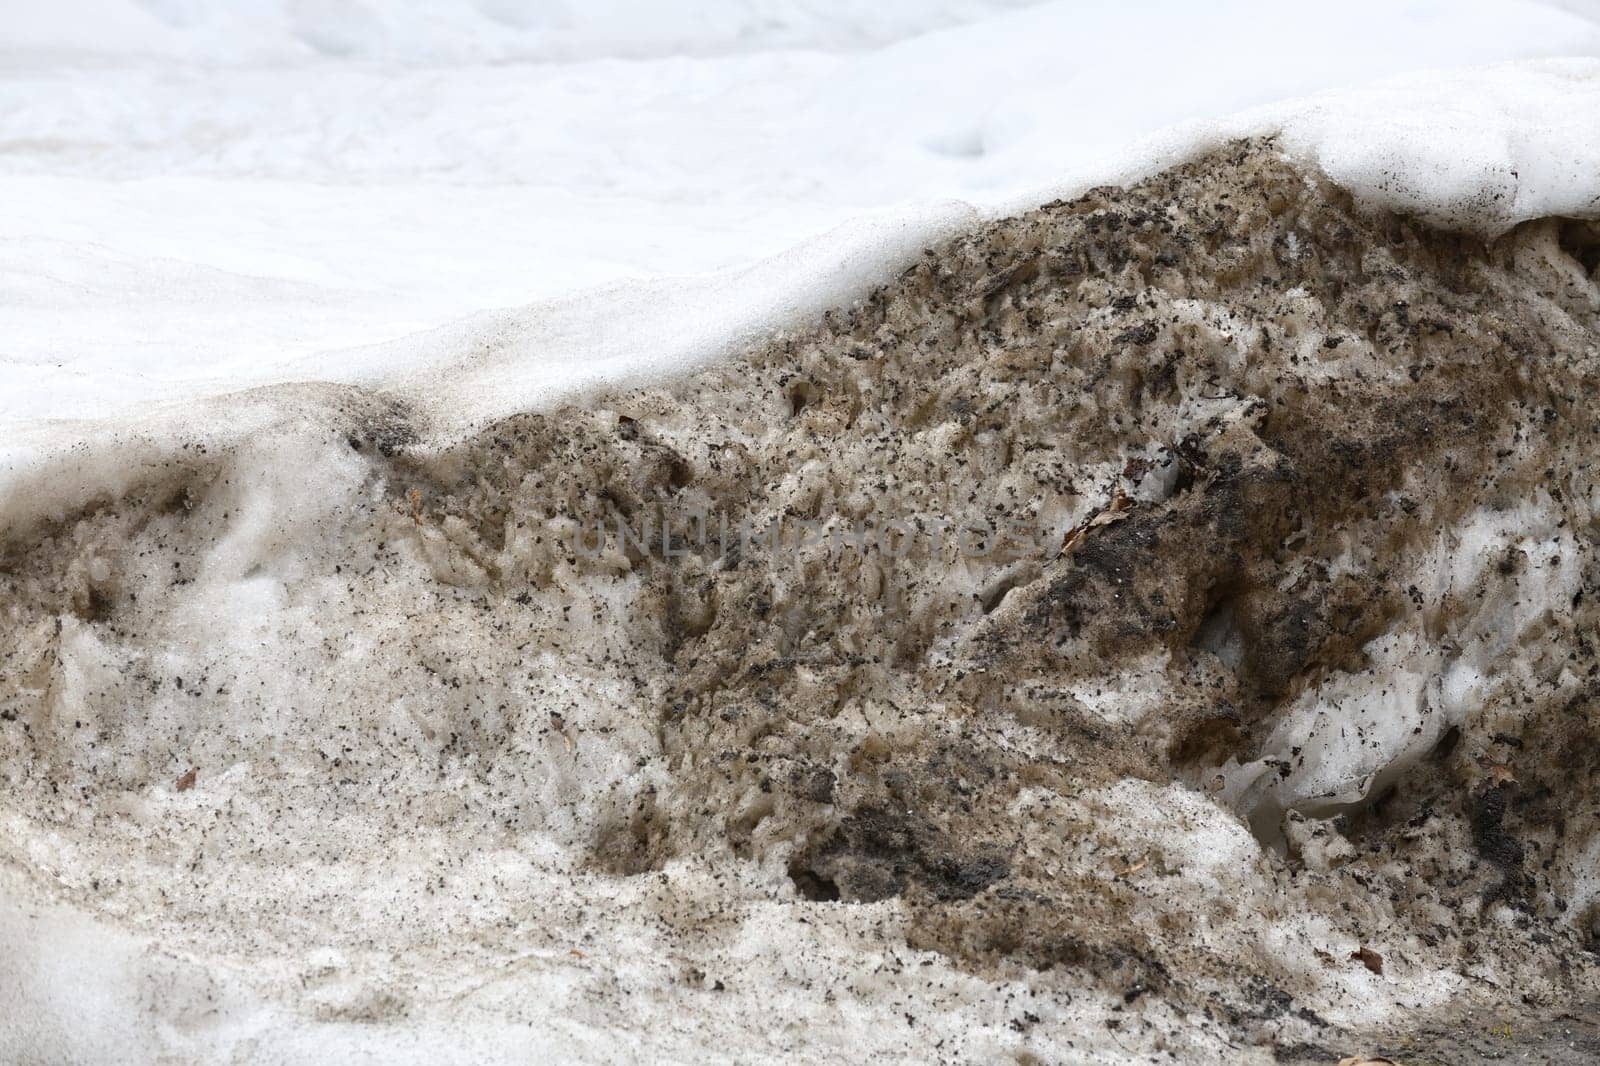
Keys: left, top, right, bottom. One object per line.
{"left": 1057, "top": 527, "right": 1086, "bottom": 558}
{"left": 1086, "top": 509, "right": 1129, "bottom": 530}
{"left": 1057, "top": 492, "right": 1135, "bottom": 557}
{"left": 1350, "top": 946, "right": 1384, "bottom": 974}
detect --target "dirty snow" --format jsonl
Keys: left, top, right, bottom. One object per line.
{"left": 6, "top": 3, "right": 1600, "bottom": 1065}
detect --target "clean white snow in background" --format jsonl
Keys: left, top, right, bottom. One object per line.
{"left": 3, "top": 0, "right": 1600, "bottom": 427}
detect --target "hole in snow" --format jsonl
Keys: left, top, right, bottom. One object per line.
{"left": 1559, "top": 219, "right": 1600, "bottom": 278}
{"left": 789, "top": 862, "right": 841, "bottom": 902}
{"left": 788, "top": 380, "right": 817, "bottom": 417}
{"left": 1192, "top": 590, "right": 1245, "bottom": 670}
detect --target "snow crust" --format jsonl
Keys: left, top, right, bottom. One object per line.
{"left": 1276, "top": 62, "right": 1600, "bottom": 233}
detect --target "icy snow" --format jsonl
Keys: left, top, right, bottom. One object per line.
{"left": 1222, "top": 490, "right": 1586, "bottom": 841}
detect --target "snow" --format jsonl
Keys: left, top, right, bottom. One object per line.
{"left": 3, "top": 0, "right": 1600, "bottom": 435}
{"left": 0, "top": 0, "right": 1045, "bottom": 64}
{"left": 1276, "top": 60, "right": 1600, "bottom": 232}
{"left": 6, "top": 4, "right": 1600, "bottom": 1063}
{"left": 1222, "top": 491, "right": 1585, "bottom": 841}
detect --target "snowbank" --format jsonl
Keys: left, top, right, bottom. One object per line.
{"left": 7, "top": 132, "right": 1600, "bottom": 1063}
{"left": 6, "top": 8, "right": 1600, "bottom": 1064}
